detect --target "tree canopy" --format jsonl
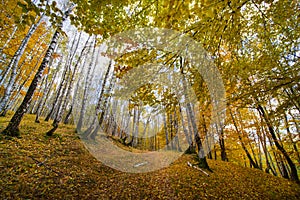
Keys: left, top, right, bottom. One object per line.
{"left": 0, "top": 0, "right": 299, "bottom": 185}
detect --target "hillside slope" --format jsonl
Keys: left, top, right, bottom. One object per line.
{"left": 1, "top": 113, "right": 299, "bottom": 199}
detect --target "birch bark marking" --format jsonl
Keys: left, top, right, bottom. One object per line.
{"left": 0, "top": 14, "right": 45, "bottom": 115}
{"left": 1, "top": 6, "right": 74, "bottom": 136}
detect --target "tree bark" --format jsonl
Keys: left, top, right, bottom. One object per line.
{"left": 257, "top": 104, "right": 299, "bottom": 183}
{"left": 77, "top": 36, "right": 97, "bottom": 131}
{"left": 0, "top": 14, "right": 45, "bottom": 115}
{"left": 230, "top": 108, "right": 260, "bottom": 169}
{"left": 163, "top": 111, "right": 170, "bottom": 150}
{"left": 88, "top": 61, "right": 115, "bottom": 140}
{"left": 1, "top": 6, "right": 74, "bottom": 137}
{"left": 179, "top": 57, "right": 209, "bottom": 169}
{"left": 35, "top": 53, "right": 62, "bottom": 123}
{"left": 5, "top": 45, "right": 48, "bottom": 116}
{"left": 0, "top": 25, "right": 18, "bottom": 63}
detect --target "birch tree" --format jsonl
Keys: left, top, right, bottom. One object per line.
{"left": 1, "top": 4, "right": 75, "bottom": 136}
{"left": 0, "top": 13, "right": 45, "bottom": 116}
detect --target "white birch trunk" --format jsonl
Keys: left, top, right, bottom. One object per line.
{"left": 0, "top": 14, "right": 45, "bottom": 114}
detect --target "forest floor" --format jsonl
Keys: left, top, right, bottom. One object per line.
{"left": 0, "top": 112, "right": 300, "bottom": 199}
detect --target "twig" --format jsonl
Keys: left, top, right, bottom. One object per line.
{"left": 187, "top": 161, "right": 210, "bottom": 177}
{"left": 29, "top": 155, "right": 63, "bottom": 176}
{"left": 133, "top": 161, "right": 148, "bottom": 167}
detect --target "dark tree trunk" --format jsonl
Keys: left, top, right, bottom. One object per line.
{"left": 219, "top": 127, "right": 227, "bottom": 161}
{"left": 202, "top": 113, "right": 212, "bottom": 159}
{"left": 1, "top": 6, "right": 74, "bottom": 137}
{"left": 257, "top": 104, "right": 299, "bottom": 183}
{"left": 35, "top": 55, "right": 61, "bottom": 123}
{"left": 63, "top": 105, "right": 73, "bottom": 124}
{"left": 180, "top": 57, "right": 209, "bottom": 169}
{"left": 44, "top": 53, "right": 70, "bottom": 122}
{"left": 0, "top": 14, "right": 44, "bottom": 116}
{"left": 230, "top": 108, "right": 260, "bottom": 169}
